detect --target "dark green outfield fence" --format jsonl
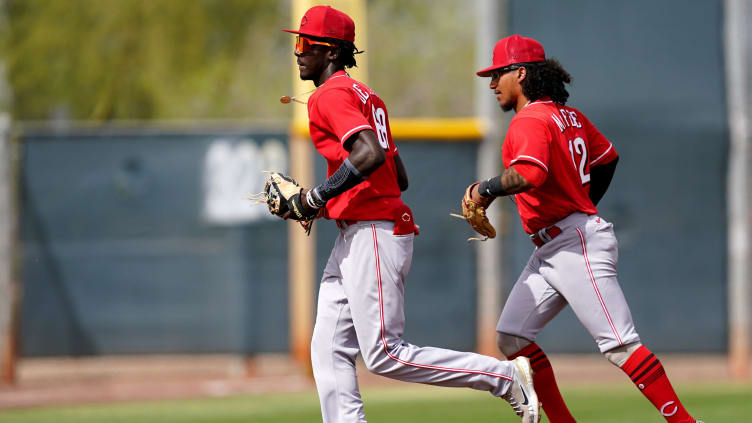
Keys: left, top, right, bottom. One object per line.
{"left": 20, "top": 129, "right": 291, "bottom": 356}
{"left": 19, "top": 128, "right": 727, "bottom": 356}
{"left": 19, "top": 0, "right": 727, "bottom": 356}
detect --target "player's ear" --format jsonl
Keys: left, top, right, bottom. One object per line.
{"left": 516, "top": 66, "right": 528, "bottom": 82}
{"left": 327, "top": 45, "right": 340, "bottom": 62}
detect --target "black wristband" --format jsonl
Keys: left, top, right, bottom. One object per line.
{"left": 478, "top": 175, "right": 507, "bottom": 198}
{"left": 313, "top": 158, "right": 365, "bottom": 202}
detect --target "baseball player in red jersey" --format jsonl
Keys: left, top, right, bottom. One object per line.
{"left": 466, "top": 34, "right": 703, "bottom": 423}
{"left": 281, "top": 6, "right": 540, "bottom": 423}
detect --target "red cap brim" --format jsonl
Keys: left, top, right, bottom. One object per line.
{"left": 476, "top": 64, "right": 504, "bottom": 77}
{"left": 282, "top": 28, "right": 325, "bottom": 39}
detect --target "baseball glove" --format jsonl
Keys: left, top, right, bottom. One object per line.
{"left": 262, "top": 172, "right": 299, "bottom": 217}
{"left": 450, "top": 182, "right": 496, "bottom": 242}
{"left": 250, "top": 171, "right": 319, "bottom": 235}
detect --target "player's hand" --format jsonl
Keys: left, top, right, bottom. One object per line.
{"left": 451, "top": 182, "right": 497, "bottom": 240}
{"left": 255, "top": 171, "right": 318, "bottom": 222}
{"left": 299, "top": 189, "right": 318, "bottom": 214}
{"left": 282, "top": 188, "right": 319, "bottom": 221}
{"left": 288, "top": 189, "right": 321, "bottom": 236}
{"left": 469, "top": 182, "right": 494, "bottom": 208}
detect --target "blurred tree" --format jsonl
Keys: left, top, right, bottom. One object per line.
{"left": 368, "top": 0, "right": 475, "bottom": 118}
{"left": 0, "top": 0, "right": 292, "bottom": 121}
{"left": 0, "top": 0, "right": 477, "bottom": 122}
{"left": 0, "top": 2, "right": 10, "bottom": 114}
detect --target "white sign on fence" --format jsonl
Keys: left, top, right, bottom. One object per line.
{"left": 202, "top": 137, "right": 287, "bottom": 225}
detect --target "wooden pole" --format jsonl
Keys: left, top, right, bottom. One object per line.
{"left": 474, "top": 0, "right": 507, "bottom": 357}
{"left": 725, "top": 0, "right": 751, "bottom": 380}
{"left": 287, "top": 133, "right": 315, "bottom": 367}
{"left": 0, "top": 113, "right": 18, "bottom": 385}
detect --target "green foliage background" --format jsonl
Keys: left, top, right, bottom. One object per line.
{"left": 0, "top": 0, "right": 476, "bottom": 122}
{"left": 368, "top": 0, "right": 475, "bottom": 118}
{"left": 1, "top": 0, "right": 292, "bottom": 121}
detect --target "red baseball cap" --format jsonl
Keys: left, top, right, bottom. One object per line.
{"left": 476, "top": 34, "right": 546, "bottom": 77}
{"left": 282, "top": 5, "right": 355, "bottom": 43}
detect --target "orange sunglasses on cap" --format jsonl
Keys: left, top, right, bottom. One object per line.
{"left": 295, "top": 35, "right": 335, "bottom": 54}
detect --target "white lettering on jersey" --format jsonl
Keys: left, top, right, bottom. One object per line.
{"left": 568, "top": 111, "right": 582, "bottom": 128}
{"left": 352, "top": 83, "right": 369, "bottom": 104}
{"left": 552, "top": 109, "right": 583, "bottom": 132}
{"left": 551, "top": 114, "right": 566, "bottom": 132}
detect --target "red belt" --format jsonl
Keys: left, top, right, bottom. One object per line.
{"left": 530, "top": 225, "right": 563, "bottom": 247}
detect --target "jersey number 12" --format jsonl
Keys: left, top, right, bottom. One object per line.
{"left": 568, "top": 137, "right": 591, "bottom": 185}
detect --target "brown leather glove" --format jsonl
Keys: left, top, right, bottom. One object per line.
{"left": 457, "top": 182, "right": 496, "bottom": 239}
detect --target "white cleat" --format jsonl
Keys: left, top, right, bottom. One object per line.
{"left": 502, "top": 356, "right": 541, "bottom": 423}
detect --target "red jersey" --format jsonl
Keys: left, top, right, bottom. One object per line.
{"left": 503, "top": 99, "right": 618, "bottom": 233}
{"left": 307, "top": 71, "right": 407, "bottom": 221}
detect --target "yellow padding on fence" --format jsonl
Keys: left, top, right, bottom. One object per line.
{"left": 291, "top": 117, "right": 485, "bottom": 141}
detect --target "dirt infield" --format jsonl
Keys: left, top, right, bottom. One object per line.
{"left": 0, "top": 353, "right": 737, "bottom": 408}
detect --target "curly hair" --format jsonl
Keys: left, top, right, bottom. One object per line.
{"left": 520, "top": 58, "right": 572, "bottom": 105}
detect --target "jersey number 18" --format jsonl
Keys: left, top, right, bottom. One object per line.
{"left": 371, "top": 105, "right": 389, "bottom": 150}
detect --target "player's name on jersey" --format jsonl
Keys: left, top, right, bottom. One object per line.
{"left": 551, "top": 108, "right": 583, "bottom": 133}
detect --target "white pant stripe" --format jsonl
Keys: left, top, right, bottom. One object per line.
{"left": 576, "top": 227, "right": 624, "bottom": 346}
{"left": 370, "top": 225, "right": 512, "bottom": 380}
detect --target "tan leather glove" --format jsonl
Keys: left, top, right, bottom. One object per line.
{"left": 454, "top": 182, "right": 496, "bottom": 240}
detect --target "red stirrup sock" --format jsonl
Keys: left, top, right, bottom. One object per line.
{"left": 508, "top": 343, "right": 576, "bottom": 423}
{"left": 620, "top": 345, "right": 695, "bottom": 423}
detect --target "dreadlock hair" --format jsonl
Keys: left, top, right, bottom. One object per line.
{"left": 321, "top": 37, "right": 361, "bottom": 69}
{"left": 520, "top": 58, "right": 572, "bottom": 105}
